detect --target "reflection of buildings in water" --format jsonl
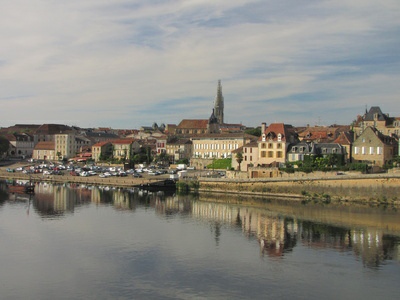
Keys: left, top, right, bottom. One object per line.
{"left": 33, "top": 184, "right": 92, "bottom": 217}
{"left": 191, "top": 201, "right": 297, "bottom": 257}
{"left": 191, "top": 200, "right": 400, "bottom": 265}
{"left": 351, "top": 229, "right": 400, "bottom": 268}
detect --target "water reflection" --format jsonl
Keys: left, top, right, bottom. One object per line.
{"left": 2, "top": 181, "right": 400, "bottom": 270}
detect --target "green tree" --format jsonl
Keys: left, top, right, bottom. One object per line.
{"left": 0, "top": 136, "right": 10, "bottom": 157}
{"left": 244, "top": 127, "right": 261, "bottom": 137}
{"left": 235, "top": 152, "right": 243, "bottom": 171}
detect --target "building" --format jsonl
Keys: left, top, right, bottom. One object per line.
{"left": 54, "top": 133, "right": 91, "bottom": 160}
{"left": 352, "top": 126, "right": 398, "bottom": 167}
{"left": 165, "top": 138, "right": 193, "bottom": 163}
{"left": 33, "top": 141, "right": 56, "bottom": 161}
{"left": 231, "top": 141, "right": 259, "bottom": 171}
{"left": 3, "top": 133, "right": 34, "bottom": 158}
{"left": 256, "top": 123, "right": 298, "bottom": 167}
{"left": 111, "top": 139, "right": 141, "bottom": 161}
{"left": 92, "top": 141, "right": 113, "bottom": 162}
{"left": 353, "top": 106, "right": 400, "bottom": 139}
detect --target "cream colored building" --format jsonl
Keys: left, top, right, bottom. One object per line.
{"left": 256, "top": 123, "right": 298, "bottom": 167}
{"left": 33, "top": 141, "right": 56, "bottom": 161}
{"left": 55, "top": 133, "right": 91, "bottom": 160}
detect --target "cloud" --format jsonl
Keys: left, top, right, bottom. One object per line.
{"left": 0, "top": 0, "right": 399, "bottom": 128}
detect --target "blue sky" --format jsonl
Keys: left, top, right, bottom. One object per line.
{"left": 1, "top": 0, "right": 399, "bottom": 129}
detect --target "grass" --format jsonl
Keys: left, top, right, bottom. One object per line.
{"left": 207, "top": 158, "right": 231, "bottom": 170}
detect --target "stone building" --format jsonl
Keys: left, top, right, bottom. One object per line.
{"left": 256, "top": 123, "right": 298, "bottom": 167}
{"left": 352, "top": 126, "right": 398, "bottom": 167}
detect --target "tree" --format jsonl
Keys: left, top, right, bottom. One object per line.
{"left": 235, "top": 152, "right": 243, "bottom": 171}
{"left": 0, "top": 136, "right": 10, "bottom": 157}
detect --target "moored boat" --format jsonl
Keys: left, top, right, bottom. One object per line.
{"left": 6, "top": 179, "right": 35, "bottom": 194}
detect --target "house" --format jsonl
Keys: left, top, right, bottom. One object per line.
{"left": 231, "top": 141, "right": 259, "bottom": 171}
{"left": 287, "top": 142, "right": 317, "bottom": 163}
{"left": 165, "top": 138, "right": 193, "bottom": 163}
{"left": 256, "top": 123, "right": 298, "bottom": 167}
{"left": 111, "top": 139, "right": 141, "bottom": 161}
{"left": 333, "top": 131, "right": 354, "bottom": 163}
{"left": 54, "top": 133, "right": 91, "bottom": 160}
{"left": 353, "top": 106, "right": 400, "bottom": 139}
{"left": 2, "top": 133, "right": 34, "bottom": 158}
{"left": 352, "top": 126, "right": 398, "bottom": 167}
{"left": 191, "top": 133, "right": 256, "bottom": 170}
{"left": 33, "top": 141, "right": 56, "bottom": 161}
{"left": 92, "top": 141, "right": 113, "bottom": 162}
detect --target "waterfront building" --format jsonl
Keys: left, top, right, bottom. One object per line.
{"left": 54, "top": 133, "right": 91, "bottom": 160}
{"left": 256, "top": 123, "right": 298, "bottom": 167}
{"left": 111, "top": 139, "right": 141, "bottom": 161}
{"left": 165, "top": 138, "right": 193, "bottom": 163}
{"left": 353, "top": 106, "right": 400, "bottom": 139}
{"left": 92, "top": 141, "right": 113, "bottom": 162}
{"left": 33, "top": 141, "right": 56, "bottom": 161}
{"left": 352, "top": 126, "right": 398, "bottom": 167}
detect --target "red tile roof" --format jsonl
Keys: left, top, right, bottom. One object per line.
{"left": 177, "top": 119, "right": 209, "bottom": 129}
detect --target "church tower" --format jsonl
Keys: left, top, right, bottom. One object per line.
{"left": 214, "top": 80, "right": 224, "bottom": 124}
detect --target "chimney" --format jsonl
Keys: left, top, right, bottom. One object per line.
{"left": 261, "top": 122, "right": 266, "bottom": 134}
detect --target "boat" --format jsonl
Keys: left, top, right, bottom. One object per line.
{"left": 139, "top": 179, "right": 177, "bottom": 192}
{"left": 6, "top": 179, "right": 35, "bottom": 194}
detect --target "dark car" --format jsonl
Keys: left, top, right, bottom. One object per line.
{"left": 133, "top": 173, "right": 142, "bottom": 178}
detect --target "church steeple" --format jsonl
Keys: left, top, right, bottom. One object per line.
{"left": 214, "top": 80, "right": 224, "bottom": 124}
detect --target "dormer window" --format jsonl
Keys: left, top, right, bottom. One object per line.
{"left": 277, "top": 133, "right": 282, "bottom": 142}
{"left": 262, "top": 134, "right": 266, "bottom": 141}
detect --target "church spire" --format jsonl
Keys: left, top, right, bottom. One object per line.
{"left": 214, "top": 80, "right": 224, "bottom": 124}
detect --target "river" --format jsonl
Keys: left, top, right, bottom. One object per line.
{"left": 0, "top": 181, "right": 399, "bottom": 300}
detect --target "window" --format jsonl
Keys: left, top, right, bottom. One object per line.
{"left": 278, "top": 133, "right": 282, "bottom": 142}
{"left": 277, "top": 143, "right": 282, "bottom": 149}
{"left": 277, "top": 151, "right": 283, "bottom": 158}
{"left": 354, "top": 147, "right": 359, "bottom": 154}
{"left": 268, "top": 143, "right": 273, "bottom": 149}
{"left": 261, "top": 143, "right": 266, "bottom": 149}
{"left": 377, "top": 147, "right": 383, "bottom": 155}
{"left": 362, "top": 147, "right": 366, "bottom": 155}
{"left": 369, "top": 147, "right": 374, "bottom": 155}
{"left": 261, "top": 151, "right": 266, "bottom": 158}
{"left": 268, "top": 151, "right": 274, "bottom": 158}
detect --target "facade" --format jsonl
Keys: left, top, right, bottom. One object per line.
{"left": 352, "top": 126, "right": 398, "bottom": 167}
{"left": 256, "top": 123, "right": 298, "bottom": 166}
{"left": 287, "top": 142, "right": 316, "bottom": 162}
{"left": 4, "top": 133, "right": 34, "bottom": 157}
{"left": 192, "top": 133, "right": 255, "bottom": 160}
{"left": 156, "top": 135, "right": 168, "bottom": 154}
{"left": 234, "top": 141, "right": 259, "bottom": 171}
{"left": 175, "top": 119, "right": 209, "bottom": 135}
{"left": 111, "top": 139, "right": 141, "bottom": 161}
{"left": 92, "top": 141, "right": 113, "bottom": 162}
{"left": 165, "top": 138, "right": 193, "bottom": 163}
{"left": 33, "top": 141, "right": 56, "bottom": 161}
{"left": 54, "top": 133, "right": 91, "bottom": 160}
{"left": 353, "top": 106, "right": 400, "bottom": 139}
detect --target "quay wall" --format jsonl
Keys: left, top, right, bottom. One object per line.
{"left": 198, "top": 174, "right": 400, "bottom": 204}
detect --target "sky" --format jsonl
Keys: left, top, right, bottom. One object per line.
{"left": 1, "top": 0, "right": 399, "bottom": 129}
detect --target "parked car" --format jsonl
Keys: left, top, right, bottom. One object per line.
{"left": 133, "top": 173, "right": 142, "bottom": 178}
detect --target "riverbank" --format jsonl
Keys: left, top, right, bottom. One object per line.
{"left": 198, "top": 173, "right": 400, "bottom": 205}
{"left": 2, "top": 163, "right": 400, "bottom": 205}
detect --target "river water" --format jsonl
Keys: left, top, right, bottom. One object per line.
{"left": 0, "top": 182, "right": 399, "bottom": 300}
